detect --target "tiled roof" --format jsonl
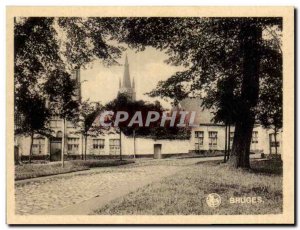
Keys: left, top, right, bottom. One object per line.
{"left": 179, "top": 98, "right": 217, "bottom": 125}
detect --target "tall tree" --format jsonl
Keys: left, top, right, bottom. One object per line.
{"left": 206, "top": 76, "right": 238, "bottom": 162}
{"left": 117, "top": 17, "right": 282, "bottom": 168}
{"left": 14, "top": 17, "right": 124, "bottom": 163}
{"left": 257, "top": 41, "right": 283, "bottom": 155}
{"left": 15, "top": 86, "right": 51, "bottom": 163}
{"left": 44, "top": 69, "right": 80, "bottom": 167}
{"left": 78, "top": 100, "right": 103, "bottom": 160}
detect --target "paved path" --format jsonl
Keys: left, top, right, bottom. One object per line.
{"left": 15, "top": 157, "right": 223, "bottom": 215}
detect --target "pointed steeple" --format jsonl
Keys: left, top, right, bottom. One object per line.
{"left": 132, "top": 77, "right": 135, "bottom": 89}
{"left": 122, "top": 54, "right": 131, "bottom": 88}
{"left": 118, "top": 54, "right": 136, "bottom": 101}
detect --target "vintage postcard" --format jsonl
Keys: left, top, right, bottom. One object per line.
{"left": 7, "top": 6, "right": 294, "bottom": 224}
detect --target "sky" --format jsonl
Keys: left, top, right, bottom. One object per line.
{"left": 73, "top": 22, "right": 280, "bottom": 110}
{"left": 80, "top": 47, "right": 184, "bottom": 109}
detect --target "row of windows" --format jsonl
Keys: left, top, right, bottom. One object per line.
{"left": 252, "top": 131, "right": 258, "bottom": 143}
{"left": 93, "top": 139, "right": 105, "bottom": 149}
{"left": 49, "top": 116, "right": 76, "bottom": 128}
{"left": 32, "top": 138, "right": 121, "bottom": 154}
{"left": 92, "top": 139, "right": 121, "bottom": 148}
{"left": 194, "top": 130, "right": 259, "bottom": 147}
{"left": 68, "top": 138, "right": 79, "bottom": 153}
{"left": 109, "top": 139, "right": 120, "bottom": 155}
{"left": 195, "top": 131, "right": 218, "bottom": 146}
{"left": 269, "top": 133, "right": 280, "bottom": 148}
{"left": 32, "top": 137, "right": 80, "bottom": 154}
{"left": 31, "top": 132, "right": 280, "bottom": 154}
{"left": 32, "top": 138, "right": 45, "bottom": 155}
{"left": 229, "top": 131, "right": 258, "bottom": 143}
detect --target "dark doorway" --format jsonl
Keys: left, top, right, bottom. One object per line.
{"left": 154, "top": 144, "right": 162, "bottom": 159}
{"left": 50, "top": 137, "right": 62, "bottom": 161}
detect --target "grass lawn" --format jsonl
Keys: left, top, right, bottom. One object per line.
{"left": 94, "top": 159, "right": 282, "bottom": 215}
{"left": 15, "top": 159, "right": 134, "bottom": 181}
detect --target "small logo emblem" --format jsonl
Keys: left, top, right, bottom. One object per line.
{"left": 206, "top": 193, "right": 221, "bottom": 208}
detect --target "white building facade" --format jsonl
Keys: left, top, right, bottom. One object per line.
{"left": 180, "top": 98, "right": 282, "bottom": 157}
{"left": 14, "top": 57, "right": 282, "bottom": 161}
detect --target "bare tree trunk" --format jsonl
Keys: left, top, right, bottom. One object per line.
{"left": 81, "top": 134, "right": 84, "bottom": 160}
{"left": 119, "top": 131, "right": 122, "bottom": 161}
{"left": 227, "top": 125, "right": 231, "bottom": 161}
{"left": 228, "top": 23, "right": 261, "bottom": 168}
{"left": 61, "top": 118, "right": 65, "bottom": 168}
{"left": 29, "top": 132, "right": 34, "bottom": 164}
{"left": 14, "top": 146, "right": 20, "bottom": 165}
{"left": 133, "top": 129, "right": 136, "bottom": 159}
{"left": 224, "top": 124, "right": 228, "bottom": 163}
{"left": 274, "top": 128, "right": 278, "bottom": 155}
{"left": 84, "top": 135, "right": 87, "bottom": 160}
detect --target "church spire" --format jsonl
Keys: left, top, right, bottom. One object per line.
{"left": 122, "top": 54, "right": 131, "bottom": 88}
{"left": 118, "top": 54, "right": 136, "bottom": 101}
{"left": 132, "top": 77, "right": 135, "bottom": 89}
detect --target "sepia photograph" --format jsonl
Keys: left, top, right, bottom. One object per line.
{"left": 6, "top": 6, "right": 294, "bottom": 224}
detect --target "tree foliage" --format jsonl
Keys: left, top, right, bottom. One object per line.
{"left": 15, "top": 86, "right": 52, "bottom": 163}
{"left": 76, "top": 100, "right": 103, "bottom": 160}
{"left": 15, "top": 88, "right": 51, "bottom": 137}
{"left": 14, "top": 17, "right": 283, "bottom": 168}
{"left": 14, "top": 17, "right": 124, "bottom": 84}
{"left": 116, "top": 17, "right": 283, "bottom": 168}
{"left": 14, "top": 17, "right": 124, "bottom": 128}
{"left": 118, "top": 17, "right": 282, "bottom": 117}
{"left": 105, "top": 94, "right": 191, "bottom": 139}
{"left": 79, "top": 100, "right": 103, "bottom": 135}
{"left": 43, "top": 69, "right": 80, "bottom": 121}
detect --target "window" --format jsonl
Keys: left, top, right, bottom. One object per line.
{"left": 56, "top": 131, "right": 63, "bottom": 138}
{"left": 230, "top": 132, "right": 234, "bottom": 144}
{"left": 67, "top": 138, "right": 79, "bottom": 154}
{"left": 67, "top": 120, "right": 76, "bottom": 128}
{"left": 93, "top": 139, "right": 105, "bottom": 149}
{"left": 252, "top": 131, "right": 258, "bottom": 143}
{"left": 71, "top": 69, "right": 79, "bottom": 81}
{"left": 270, "top": 142, "right": 280, "bottom": 147}
{"left": 195, "top": 131, "right": 204, "bottom": 145}
{"left": 195, "top": 131, "right": 204, "bottom": 152}
{"left": 209, "top": 131, "right": 218, "bottom": 146}
{"left": 270, "top": 133, "right": 280, "bottom": 147}
{"left": 109, "top": 139, "right": 120, "bottom": 155}
{"left": 32, "top": 138, "right": 45, "bottom": 155}
{"left": 51, "top": 115, "right": 60, "bottom": 120}
{"left": 50, "top": 116, "right": 62, "bottom": 128}
{"left": 15, "top": 113, "right": 23, "bottom": 130}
